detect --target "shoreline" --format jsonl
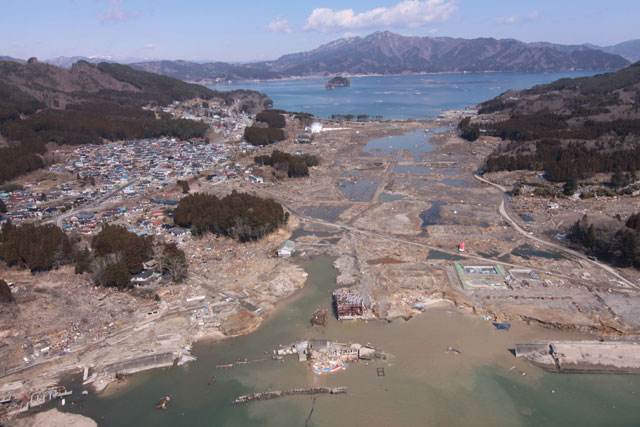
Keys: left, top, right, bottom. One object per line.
{"left": 199, "top": 69, "right": 607, "bottom": 86}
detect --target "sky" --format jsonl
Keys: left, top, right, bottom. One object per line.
{"left": 1, "top": 0, "right": 639, "bottom": 62}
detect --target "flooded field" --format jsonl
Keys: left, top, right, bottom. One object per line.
{"left": 338, "top": 176, "right": 380, "bottom": 202}
{"left": 420, "top": 201, "right": 447, "bottom": 226}
{"left": 511, "top": 244, "right": 566, "bottom": 261}
{"left": 364, "top": 129, "right": 435, "bottom": 155}
{"left": 299, "top": 205, "right": 350, "bottom": 222}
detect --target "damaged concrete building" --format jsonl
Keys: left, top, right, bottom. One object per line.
{"left": 333, "top": 288, "right": 365, "bottom": 320}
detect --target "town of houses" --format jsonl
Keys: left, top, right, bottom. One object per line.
{"left": 0, "top": 100, "right": 266, "bottom": 241}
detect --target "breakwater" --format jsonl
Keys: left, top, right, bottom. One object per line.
{"left": 233, "top": 387, "right": 347, "bottom": 405}
{"left": 515, "top": 340, "right": 640, "bottom": 373}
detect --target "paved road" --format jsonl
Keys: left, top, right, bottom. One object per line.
{"left": 47, "top": 178, "right": 139, "bottom": 227}
{"left": 473, "top": 174, "right": 638, "bottom": 290}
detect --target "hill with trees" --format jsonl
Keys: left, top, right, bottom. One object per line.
{"left": 243, "top": 127, "right": 285, "bottom": 146}
{"left": 463, "top": 61, "right": 640, "bottom": 182}
{"left": 569, "top": 214, "right": 640, "bottom": 269}
{"left": 326, "top": 76, "right": 350, "bottom": 89}
{"left": 255, "top": 110, "right": 286, "bottom": 128}
{"left": 173, "top": 191, "right": 287, "bottom": 241}
{"left": 0, "top": 60, "right": 271, "bottom": 183}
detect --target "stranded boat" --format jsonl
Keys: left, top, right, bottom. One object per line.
{"left": 155, "top": 395, "right": 171, "bottom": 409}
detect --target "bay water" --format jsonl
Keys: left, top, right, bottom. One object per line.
{"left": 214, "top": 71, "right": 600, "bottom": 120}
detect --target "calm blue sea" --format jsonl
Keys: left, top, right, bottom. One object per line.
{"left": 212, "top": 71, "right": 601, "bottom": 120}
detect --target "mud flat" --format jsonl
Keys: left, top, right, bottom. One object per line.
{"left": 515, "top": 340, "right": 640, "bottom": 373}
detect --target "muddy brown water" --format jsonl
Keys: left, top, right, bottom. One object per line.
{"left": 63, "top": 256, "right": 640, "bottom": 426}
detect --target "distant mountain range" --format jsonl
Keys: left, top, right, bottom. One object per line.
{"left": 128, "top": 32, "right": 632, "bottom": 82}
{"left": 0, "top": 55, "right": 25, "bottom": 63}
{"left": 5, "top": 32, "right": 639, "bottom": 82}
{"left": 129, "top": 60, "right": 283, "bottom": 83}
{"left": 596, "top": 40, "right": 640, "bottom": 62}
{"left": 252, "top": 32, "right": 628, "bottom": 75}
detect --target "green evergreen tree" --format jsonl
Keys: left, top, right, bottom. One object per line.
{"left": 563, "top": 176, "right": 578, "bottom": 196}
{"left": 103, "top": 262, "right": 131, "bottom": 288}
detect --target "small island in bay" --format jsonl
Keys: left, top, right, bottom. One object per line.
{"left": 325, "top": 76, "right": 351, "bottom": 89}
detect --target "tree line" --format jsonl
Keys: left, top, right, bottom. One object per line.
{"left": 91, "top": 224, "right": 154, "bottom": 276}
{"left": 569, "top": 214, "right": 640, "bottom": 269}
{"left": 0, "top": 219, "right": 187, "bottom": 288}
{"left": 330, "top": 114, "right": 383, "bottom": 121}
{"left": 173, "top": 191, "right": 288, "bottom": 241}
{"left": 0, "top": 279, "right": 12, "bottom": 302}
{"left": 256, "top": 110, "right": 286, "bottom": 128}
{"left": 244, "top": 109, "right": 287, "bottom": 146}
{"left": 0, "top": 221, "right": 73, "bottom": 272}
{"left": 254, "top": 150, "right": 318, "bottom": 178}
{"left": 484, "top": 139, "right": 640, "bottom": 182}
{"left": 81, "top": 224, "right": 187, "bottom": 288}
{"left": 243, "top": 126, "right": 285, "bottom": 146}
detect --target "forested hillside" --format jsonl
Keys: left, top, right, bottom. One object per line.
{"left": 461, "top": 61, "right": 640, "bottom": 182}
{"left": 0, "top": 60, "right": 270, "bottom": 183}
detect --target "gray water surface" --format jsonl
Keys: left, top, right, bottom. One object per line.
{"left": 65, "top": 256, "right": 640, "bottom": 426}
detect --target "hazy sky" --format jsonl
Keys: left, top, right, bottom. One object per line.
{"left": 1, "top": 0, "right": 638, "bottom": 62}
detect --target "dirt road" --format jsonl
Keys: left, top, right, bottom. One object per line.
{"left": 473, "top": 174, "right": 638, "bottom": 290}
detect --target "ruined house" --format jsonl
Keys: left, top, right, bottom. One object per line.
{"left": 333, "top": 288, "right": 365, "bottom": 320}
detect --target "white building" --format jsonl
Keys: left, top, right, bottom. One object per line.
{"left": 310, "top": 122, "right": 323, "bottom": 134}
{"left": 277, "top": 240, "right": 295, "bottom": 257}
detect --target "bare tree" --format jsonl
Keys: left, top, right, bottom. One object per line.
{"left": 232, "top": 216, "right": 251, "bottom": 241}
{"left": 163, "top": 255, "right": 188, "bottom": 283}
{"left": 91, "top": 252, "right": 123, "bottom": 286}
{"left": 155, "top": 243, "right": 188, "bottom": 283}
{"left": 52, "top": 241, "right": 71, "bottom": 270}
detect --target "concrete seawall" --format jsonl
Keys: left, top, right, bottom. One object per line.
{"left": 515, "top": 340, "right": 640, "bottom": 373}
{"left": 102, "top": 352, "right": 176, "bottom": 376}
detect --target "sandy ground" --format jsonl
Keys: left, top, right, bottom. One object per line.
{"left": 7, "top": 408, "right": 97, "bottom": 427}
